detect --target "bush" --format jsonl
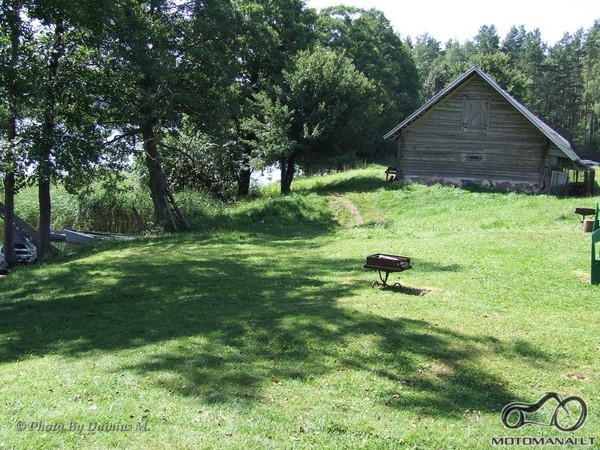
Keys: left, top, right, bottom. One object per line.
{"left": 74, "top": 184, "right": 154, "bottom": 234}
{"left": 10, "top": 184, "right": 78, "bottom": 231}
{"left": 161, "top": 132, "right": 239, "bottom": 201}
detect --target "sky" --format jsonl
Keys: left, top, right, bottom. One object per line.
{"left": 305, "top": 0, "right": 600, "bottom": 46}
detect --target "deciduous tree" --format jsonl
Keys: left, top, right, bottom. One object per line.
{"left": 0, "top": 0, "right": 28, "bottom": 266}
{"left": 231, "top": 0, "right": 316, "bottom": 197}
{"left": 23, "top": 0, "right": 117, "bottom": 257}
{"left": 99, "top": 0, "right": 235, "bottom": 229}
{"left": 317, "top": 7, "right": 420, "bottom": 157}
{"left": 248, "top": 47, "right": 378, "bottom": 194}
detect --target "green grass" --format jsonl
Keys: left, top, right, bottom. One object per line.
{"left": 1, "top": 166, "right": 599, "bottom": 449}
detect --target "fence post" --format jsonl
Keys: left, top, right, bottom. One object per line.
{"left": 592, "top": 228, "right": 600, "bottom": 285}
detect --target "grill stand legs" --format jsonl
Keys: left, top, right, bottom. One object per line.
{"left": 371, "top": 270, "right": 402, "bottom": 289}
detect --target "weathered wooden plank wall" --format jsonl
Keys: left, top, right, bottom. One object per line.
{"left": 401, "top": 75, "right": 547, "bottom": 184}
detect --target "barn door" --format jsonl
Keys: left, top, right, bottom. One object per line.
{"left": 550, "top": 170, "right": 568, "bottom": 196}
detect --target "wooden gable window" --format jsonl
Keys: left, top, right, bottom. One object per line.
{"left": 462, "top": 96, "right": 491, "bottom": 133}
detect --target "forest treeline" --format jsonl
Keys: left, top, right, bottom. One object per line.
{"left": 411, "top": 23, "right": 600, "bottom": 162}
{"left": 1, "top": 1, "right": 599, "bottom": 265}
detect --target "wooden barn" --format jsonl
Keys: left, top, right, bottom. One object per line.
{"left": 384, "top": 66, "right": 595, "bottom": 195}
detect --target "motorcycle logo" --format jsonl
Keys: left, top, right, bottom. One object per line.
{"left": 501, "top": 392, "right": 587, "bottom": 432}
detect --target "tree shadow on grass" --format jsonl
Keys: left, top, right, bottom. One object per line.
{"left": 370, "top": 284, "right": 432, "bottom": 296}
{"left": 0, "top": 232, "right": 554, "bottom": 418}
{"left": 413, "top": 260, "right": 462, "bottom": 273}
{"left": 296, "top": 173, "right": 388, "bottom": 195}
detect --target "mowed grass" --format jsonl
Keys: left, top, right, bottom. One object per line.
{"left": 0, "top": 166, "right": 599, "bottom": 449}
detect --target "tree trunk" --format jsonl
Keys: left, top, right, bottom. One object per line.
{"left": 38, "top": 175, "right": 52, "bottom": 257}
{"left": 2, "top": 4, "right": 21, "bottom": 267}
{"left": 237, "top": 141, "right": 253, "bottom": 198}
{"left": 237, "top": 166, "right": 252, "bottom": 198}
{"left": 141, "top": 115, "right": 173, "bottom": 229}
{"left": 37, "top": 19, "right": 65, "bottom": 259}
{"left": 3, "top": 170, "right": 17, "bottom": 267}
{"left": 236, "top": 62, "right": 262, "bottom": 198}
{"left": 280, "top": 154, "right": 296, "bottom": 195}
{"left": 3, "top": 106, "right": 18, "bottom": 267}
{"left": 139, "top": 73, "right": 190, "bottom": 230}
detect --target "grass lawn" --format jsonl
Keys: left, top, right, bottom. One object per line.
{"left": 0, "top": 166, "right": 599, "bottom": 449}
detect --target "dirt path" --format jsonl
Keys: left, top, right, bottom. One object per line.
{"left": 338, "top": 197, "right": 364, "bottom": 226}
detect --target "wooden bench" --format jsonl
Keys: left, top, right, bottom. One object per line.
{"left": 385, "top": 166, "right": 397, "bottom": 182}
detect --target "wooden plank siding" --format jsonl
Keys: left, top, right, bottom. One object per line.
{"left": 387, "top": 66, "right": 594, "bottom": 195}
{"left": 401, "top": 75, "right": 547, "bottom": 187}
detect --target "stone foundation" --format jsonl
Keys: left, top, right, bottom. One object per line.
{"left": 402, "top": 176, "right": 543, "bottom": 194}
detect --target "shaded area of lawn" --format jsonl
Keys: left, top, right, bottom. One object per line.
{"left": 0, "top": 230, "right": 553, "bottom": 420}
{"left": 295, "top": 172, "right": 388, "bottom": 195}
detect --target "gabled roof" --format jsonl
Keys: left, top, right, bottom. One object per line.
{"left": 384, "top": 66, "right": 589, "bottom": 168}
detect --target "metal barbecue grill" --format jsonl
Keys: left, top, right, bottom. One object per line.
{"left": 364, "top": 253, "right": 411, "bottom": 288}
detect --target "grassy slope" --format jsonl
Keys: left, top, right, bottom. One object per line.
{"left": 0, "top": 166, "right": 598, "bottom": 449}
